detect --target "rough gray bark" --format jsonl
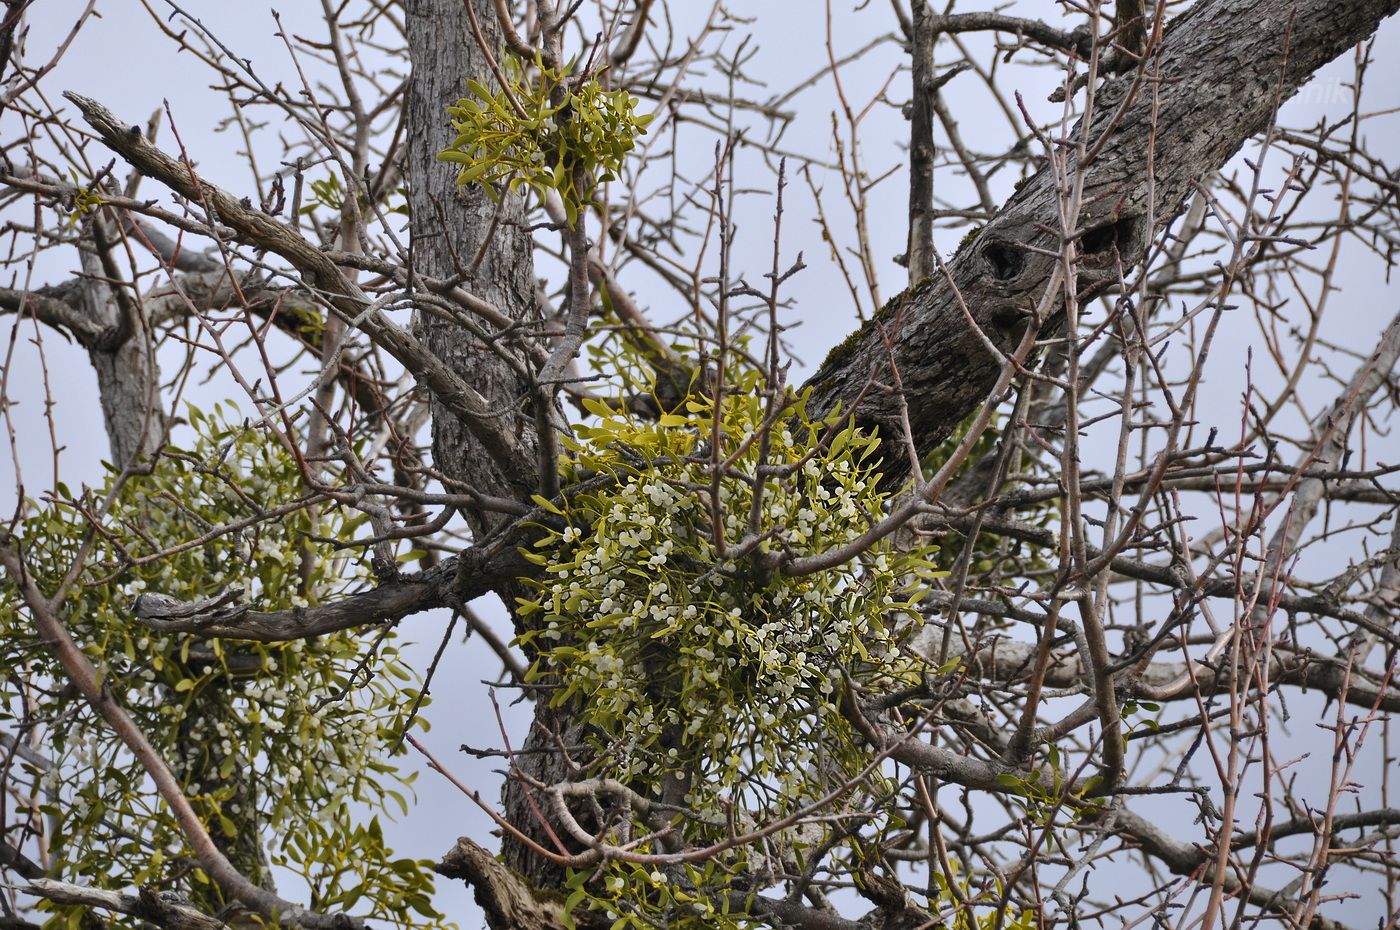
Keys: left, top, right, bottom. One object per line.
{"left": 73, "top": 225, "right": 166, "bottom": 468}
{"left": 805, "top": 0, "right": 1400, "bottom": 483}
{"left": 403, "top": 0, "right": 573, "bottom": 895}
{"left": 904, "top": 1, "right": 936, "bottom": 284}
{"left": 406, "top": 0, "right": 542, "bottom": 538}
{"left": 88, "top": 334, "right": 163, "bottom": 467}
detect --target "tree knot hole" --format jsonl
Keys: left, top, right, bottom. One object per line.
{"left": 991, "top": 304, "right": 1030, "bottom": 343}
{"left": 981, "top": 239, "right": 1025, "bottom": 282}
{"left": 1080, "top": 216, "right": 1139, "bottom": 259}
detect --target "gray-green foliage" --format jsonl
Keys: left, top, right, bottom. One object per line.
{"left": 0, "top": 403, "right": 443, "bottom": 930}
{"left": 514, "top": 349, "right": 944, "bottom": 928}
{"left": 438, "top": 55, "right": 654, "bottom": 223}
{"left": 520, "top": 376, "right": 937, "bottom": 798}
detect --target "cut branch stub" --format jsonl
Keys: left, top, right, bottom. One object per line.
{"left": 436, "top": 838, "right": 567, "bottom": 930}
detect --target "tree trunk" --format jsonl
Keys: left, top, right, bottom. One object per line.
{"left": 905, "top": 0, "right": 937, "bottom": 284}
{"left": 75, "top": 229, "right": 165, "bottom": 468}
{"left": 403, "top": 0, "right": 575, "bottom": 896}
{"left": 406, "top": 0, "right": 542, "bottom": 538}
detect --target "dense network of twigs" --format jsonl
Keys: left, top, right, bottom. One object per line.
{"left": 1, "top": 2, "right": 1398, "bottom": 930}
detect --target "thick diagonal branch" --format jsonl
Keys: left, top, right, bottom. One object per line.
{"left": 804, "top": 0, "right": 1400, "bottom": 481}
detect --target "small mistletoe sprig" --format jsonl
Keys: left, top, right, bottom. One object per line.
{"left": 438, "top": 54, "right": 654, "bottom": 223}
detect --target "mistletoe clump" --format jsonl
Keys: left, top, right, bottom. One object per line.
{"left": 514, "top": 365, "right": 943, "bottom": 928}
{"left": 0, "top": 403, "right": 444, "bottom": 930}
{"left": 518, "top": 370, "right": 940, "bottom": 814}
{"left": 438, "top": 54, "right": 654, "bottom": 221}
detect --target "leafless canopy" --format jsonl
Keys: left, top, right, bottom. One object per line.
{"left": 1, "top": 2, "right": 1398, "bottom": 930}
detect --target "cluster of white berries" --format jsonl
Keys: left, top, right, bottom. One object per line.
{"left": 529, "top": 414, "right": 924, "bottom": 814}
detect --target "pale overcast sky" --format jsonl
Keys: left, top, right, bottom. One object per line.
{"left": 4, "top": 2, "right": 1398, "bottom": 927}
